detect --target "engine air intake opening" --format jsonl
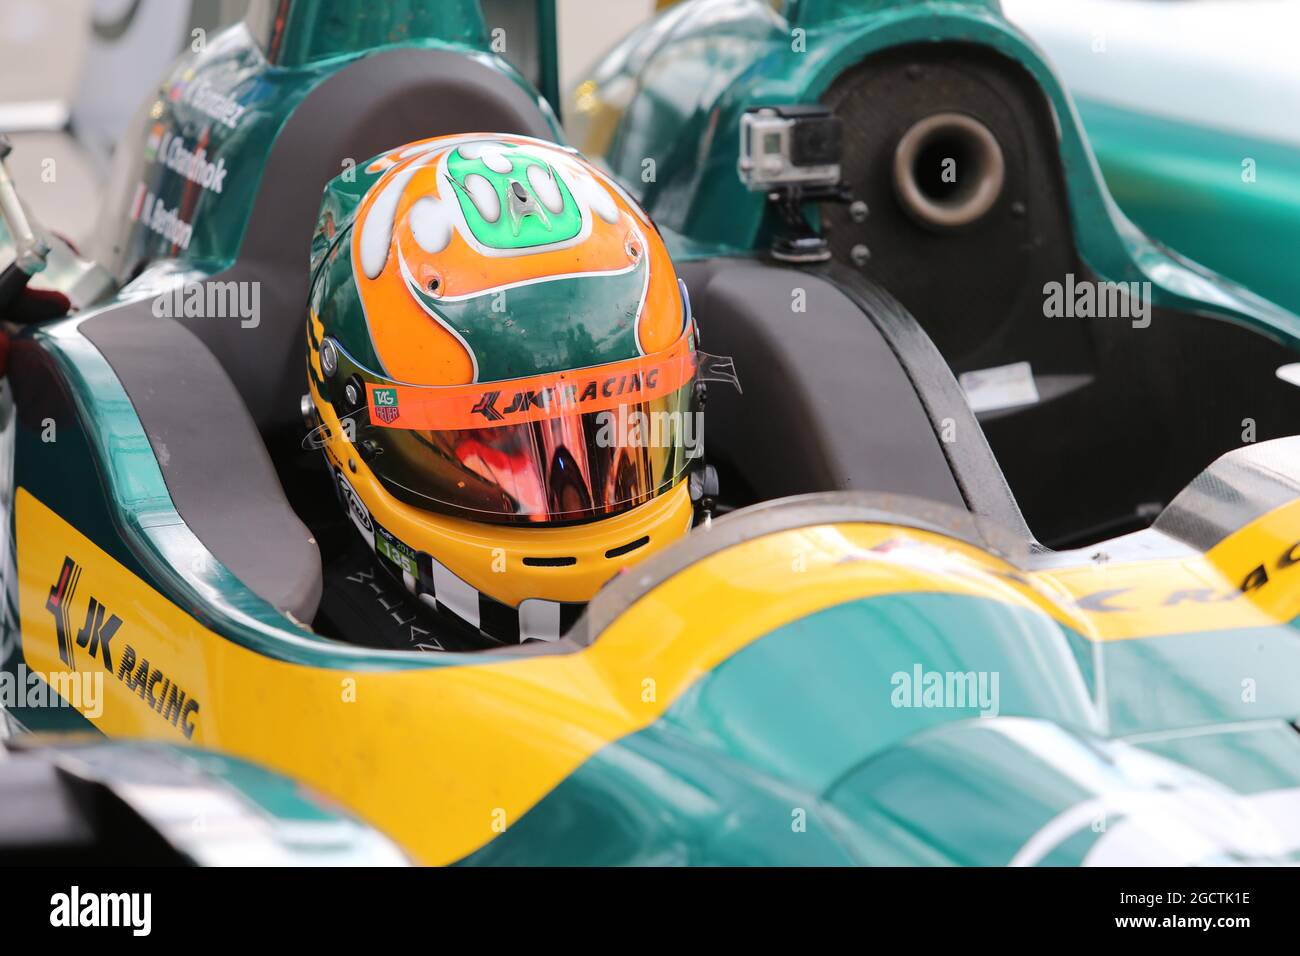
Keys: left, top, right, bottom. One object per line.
{"left": 893, "top": 112, "right": 1005, "bottom": 231}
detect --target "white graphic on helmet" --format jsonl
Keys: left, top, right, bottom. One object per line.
{"left": 356, "top": 135, "right": 634, "bottom": 284}
{"left": 527, "top": 163, "right": 564, "bottom": 214}
{"left": 358, "top": 154, "right": 436, "bottom": 278}
{"left": 567, "top": 169, "right": 620, "bottom": 224}
{"left": 481, "top": 149, "right": 513, "bottom": 174}
{"left": 408, "top": 196, "right": 455, "bottom": 253}
{"left": 463, "top": 173, "right": 501, "bottom": 222}
{"left": 335, "top": 468, "right": 375, "bottom": 547}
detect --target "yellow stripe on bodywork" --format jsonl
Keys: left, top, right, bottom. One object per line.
{"left": 20, "top": 490, "right": 963, "bottom": 864}
{"left": 1038, "top": 497, "right": 1300, "bottom": 640}
{"left": 16, "top": 489, "right": 1300, "bottom": 864}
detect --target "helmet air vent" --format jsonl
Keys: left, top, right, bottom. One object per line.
{"left": 605, "top": 536, "right": 650, "bottom": 559}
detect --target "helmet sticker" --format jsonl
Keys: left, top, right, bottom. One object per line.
{"left": 445, "top": 144, "right": 582, "bottom": 249}
{"left": 371, "top": 386, "right": 400, "bottom": 424}
{"left": 375, "top": 526, "right": 418, "bottom": 577}
{"left": 334, "top": 468, "right": 375, "bottom": 546}
{"left": 365, "top": 326, "right": 698, "bottom": 431}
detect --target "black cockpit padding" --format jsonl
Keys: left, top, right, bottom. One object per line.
{"left": 678, "top": 257, "right": 1033, "bottom": 541}
{"left": 822, "top": 262, "right": 1035, "bottom": 542}
{"left": 81, "top": 306, "right": 323, "bottom": 623}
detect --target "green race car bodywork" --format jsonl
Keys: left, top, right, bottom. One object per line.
{"left": 4, "top": 0, "right": 1300, "bottom": 866}
{"left": 1076, "top": 97, "right": 1300, "bottom": 319}
{"left": 569, "top": 0, "right": 1298, "bottom": 340}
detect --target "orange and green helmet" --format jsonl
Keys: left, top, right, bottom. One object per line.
{"left": 306, "top": 134, "right": 709, "bottom": 641}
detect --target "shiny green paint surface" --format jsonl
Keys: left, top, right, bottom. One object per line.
{"left": 1100, "top": 625, "right": 1300, "bottom": 735}
{"left": 536, "top": 0, "right": 562, "bottom": 120}
{"left": 105, "top": 6, "right": 557, "bottom": 285}
{"left": 830, "top": 719, "right": 1300, "bottom": 865}
{"left": 465, "top": 592, "right": 1300, "bottom": 864}
{"left": 1135, "top": 723, "right": 1300, "bottom": 796}
{"left": 787, "top": 0, "right": 1001, "bottom": 24}
{"left": 1077, "top": 96, "right": 1300, "bottom": 318}
{"left": 585, "top": 0, "right": 1300, "bottom": 348}
{"left": 273, "top": 0, "right": 488, "bottom": 68}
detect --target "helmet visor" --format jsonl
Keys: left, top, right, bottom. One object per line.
{"left": 326, "top": 329, "right": 715, "bottom": 524}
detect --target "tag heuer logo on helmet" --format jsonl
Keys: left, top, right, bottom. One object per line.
{"left": 372, "top": 387, "right": 400, "bottom": 423}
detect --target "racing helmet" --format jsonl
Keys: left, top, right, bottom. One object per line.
{"left": 306, "top": 134, "right": 712, "bottom": 643}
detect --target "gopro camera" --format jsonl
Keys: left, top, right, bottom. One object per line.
{"left": 738, "top": 105, "right": 843, "bottom": 191}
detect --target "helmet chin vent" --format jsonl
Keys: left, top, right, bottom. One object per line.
{"left": 522, "top": 556, "right": 577, "bottom": 568}
{"left": 605, "top": 535, "right": 650, "bottom": 559}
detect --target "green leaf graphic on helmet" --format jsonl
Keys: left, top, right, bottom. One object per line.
{"left": 445, "top": 144, "right": 582, "bottom": 249}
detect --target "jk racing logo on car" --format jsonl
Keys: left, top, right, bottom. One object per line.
{"left": 44, "top": 556, "right": 201, "bottom": 739}
{"left": 46, "top": 557, "right": 119, "bottom": 673}
{"left": 372, "top": 387, "right": 400, "bottom": 424}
